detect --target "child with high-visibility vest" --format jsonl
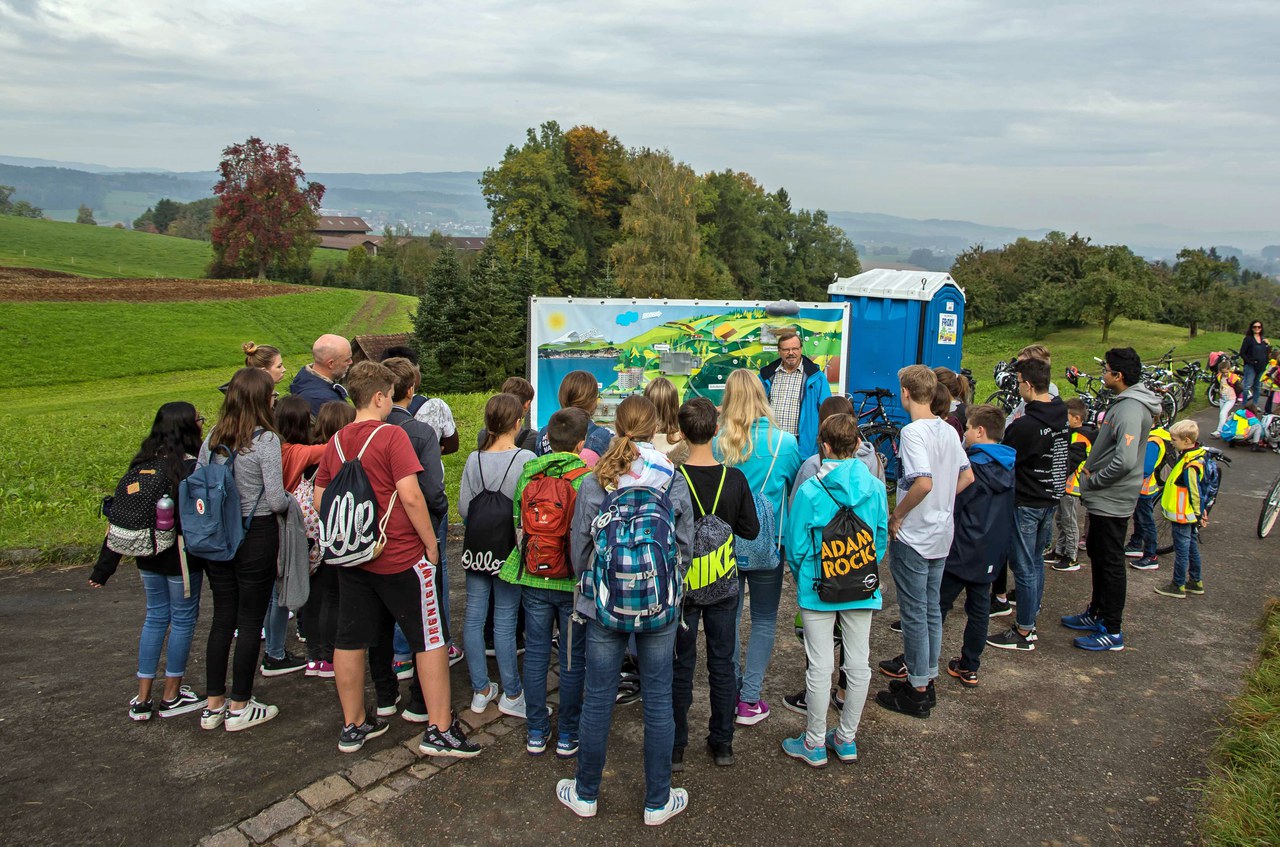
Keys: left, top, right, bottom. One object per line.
{"left": 1124, "top": 425, "right": 1173, "bottom": 571}
{"left": 1049, "top": 398, "right": 1097, "bottom": 572}
{"left": 1154, "top": 421, "right": 1205, "bottom": 599}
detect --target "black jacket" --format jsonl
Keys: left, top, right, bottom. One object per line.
{"left": 1240, "top": 334, "right": 1271, "bottom": 370}
{"left": 290, "top": 366, "right": 349, "bottom": 416}
{"left": 1002, "top": 396, "right": 1070, "bottom": 507}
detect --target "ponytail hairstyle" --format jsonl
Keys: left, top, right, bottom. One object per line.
{"left": 131, "top": 401, "right": 202, "bottom": 489}
{"left": 933, "top": 367, "right": 968, "bottom": 404}
{"left": 594, "top": 395, "right": 659, "bottom": 491}
{"left": 274, "top": 394, "right": 315, "bottom": 445}
{"left": 315, "top": 401, "right": 355, "bottom": 443}
{"left": 243, "top": 342, "right": 281, "bottom": 370}
{"left": 206, "top": 367, "right": 277, "bottom": 454}
{"left": 480, "top": 393, "right": 524, "bottom": 451}
{"left": 718, "top": 368, "right": 776, "bottom": 468}
{"left": 643, "top": 376, "right": 681, "bottom": 438}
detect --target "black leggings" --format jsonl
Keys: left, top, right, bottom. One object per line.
{"left": 205, "top": 517, "right": 278, "bottom": 701}
{"left": 302, "top": 565, "right": 338, "bottom": 663}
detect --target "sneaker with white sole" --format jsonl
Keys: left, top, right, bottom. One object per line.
{"left": 470, "top": 682, "right": 499, "bottom": 714}
{"left": 734, "top": 699, "right": 770, "bottom": 726}
{"left": 419, "top": 719, "right": 482, "bottom": 758}
{"left": 644, "top": 788, "right": 690, "bottom": 826}
{"left": 447, "top": 645, "right": 465, "bottom": 667}
{"left": 376, "top": 694, "right": 402, "bottom": 718}
{"left": 824, "top": 729, "right": 858, "bottom": 762}
{"left": 556, "top": 735, "right": 579, "bottom": 759}
{"left": 1131, "top": 556, "right": 1159, "bottom": 571}
{"left": 781, "top": 734, "right": 827, "bottom": 768}
{"left": 260, "top": 651, "right": 307, "bottom": 677}
{"left": 224, "top": 698, "right": 279, "bottom": 731}
{"left": 129, "top": 697, "right": 153, "bottom": 722}
{"left": 557, "top": 778, "right": 597, "bottom": 818}
{"left": 338, "top": 717, "right": 389, "bottom": 753}
{"left": 158, "top": 685, "right": 206, "bottom": 718}
{"left": 498, "top": 691, "right": 528, "bottom": 719}
{"left": 527, "top": 731, "right": 548, "bottom": 755}
{"left": 393, "top": 659, "right": 414, "bottom": 680}
{"left": 401, "top": 703, "right": 430, "bottom": 723}
{"left": 1074, "top": 630, "right": 1125, "bottom": 651}
{"left": 200, "top": 705, "right": 226, "bottom": 730}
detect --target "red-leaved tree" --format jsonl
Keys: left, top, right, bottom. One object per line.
{"left": 211, "top": 137, "right": 325, "bottom": 280}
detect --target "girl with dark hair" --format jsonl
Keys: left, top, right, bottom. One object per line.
{"left": 1240, "top": 320, "right": 1270, "bottom": 405}
{"left": 198, "top": 367, "right": 292, "bottom": 732}
{"left": 89, "top": 402, "right": 209, "bottom": 721}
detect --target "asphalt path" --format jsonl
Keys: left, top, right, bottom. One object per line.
{"left": 2, "top": 406, "right": 1277, "bottom": 846}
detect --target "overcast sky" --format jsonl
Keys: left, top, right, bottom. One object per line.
{"left": 2, "top": 0, "right": 1277, "bottom": 233}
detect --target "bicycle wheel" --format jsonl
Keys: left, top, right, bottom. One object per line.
{"left": 985, "top": 390, "right": 1015, "bottom": 414}
{"left": 861, "top": 425, "right": 900, "bottom": 482}
{"left": 1258, "top": 472, "right": 1280, "bottom": 538}
{"left": 1151, "top": 505, "right": 1175, "bottom": 556}
{"left": 1159, "top": 393, "right": 1177, "bottom": 426}
{"left": 1207, "top": 382, "right": 1222, "bottom": 408}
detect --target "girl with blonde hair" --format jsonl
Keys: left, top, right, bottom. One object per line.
{"left": 644, "top": 377, "right": 689, "bottom": 464}
{"left": 713, "top": 368, "right": 801, "bottom": 727}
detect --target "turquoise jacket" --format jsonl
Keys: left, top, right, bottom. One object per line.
{"left": 785, "top": 458, "right": 888, "bottom": 612}
{"left": 714, "top": 418, "right": 801, "bottom": 545}
{"left": 759, "top": 357, "right": 832, "bottom": 459}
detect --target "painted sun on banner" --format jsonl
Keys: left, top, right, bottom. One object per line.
{"left": 529, "top": 298, "right": 850, "bottom": 428}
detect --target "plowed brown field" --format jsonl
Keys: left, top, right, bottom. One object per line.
{"left": 0, "top": 267, "right": 315, "bottom": 301}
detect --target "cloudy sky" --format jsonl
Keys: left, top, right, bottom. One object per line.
{"left": 2, "top": 0, "right": 1277, "bottom": 233}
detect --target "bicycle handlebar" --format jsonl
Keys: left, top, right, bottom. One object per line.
{"left": 851, "top": 388, "right": 895, "bottom": 399}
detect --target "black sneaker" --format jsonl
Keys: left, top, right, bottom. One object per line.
{"left": 877, "top": 654, "right": 908, "bottom": 679}
{"left": 893, "top": 677, "right": 937, "bottom": 709}
{"left": 1131, "top": 556, "right": 1160, "bottom": 571}
{"left": 338, "top": 717, "right": 389, "bottom": 753}
{"left": 831, "top": 688, "right": 846, "bottom": 711}
{"left": 615, "top": 676, "right": 642, "bottom": 706}
{"left": 129, "top": 697, "right": 154, "bottom": 722}
{"left": 419, "top": 719, "right": 482, "bottom": 758}
{"left": 888, "top": 618, "right": 903, "bottom": 633}
{"left": 158, "top": 685, "right": 207, "bottom": 718}
{"left": 1050, "top": 555, "right": 1081, "bottom": 572}
{"left": 989, "top": 596, "right": 1013, "bottom": 617}
{"left": 708, "top": 741, "right": 734, "bottom": 766}
{"left": 946, "top": 658, "right": 979, "bottom": 687}
{"left": 1154, "top": 581, "right": 1186, "bottom": 599}
{"left": 261, "top": 650, "right": 307, "bottom": 677}
{"left": 671, "top": 746, "right": 685, "bottom": 773}
{"left": 1124, "top": 541, "right": 1144, "bottom": 558}
{"left": 987, "top": 625, "right": 1036, "bottom": 651}
{"left": 875, "top": 680, "right": 930, "bottom": 718}
{"left": 783, "top": 691, "right": 807, "bottom": 714}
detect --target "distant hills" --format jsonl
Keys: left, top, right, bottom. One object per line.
{"left": 2, "top": 155, "right": 1276, "bottom": 260}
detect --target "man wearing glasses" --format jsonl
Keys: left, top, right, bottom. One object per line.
{"left": 1060, "top": 348, "right": 1161, "bottom": 652}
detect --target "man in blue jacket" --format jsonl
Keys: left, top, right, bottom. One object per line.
{"left": 290, "top": 334, "right": 352, "bottom": 415}
{"left": 759, "top": 330, "right": 831, "bottom": 459}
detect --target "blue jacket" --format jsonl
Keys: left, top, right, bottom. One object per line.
{"left": 759, "top": 357, "right": 831, "bottom": 459}
{"left": 289, "top": 366, "right": 349, "bottom": 416}
{"left": 785, "top": 458, "right": 888, "bottom": 612}
{"left": 945, "top": 442, "right": 1015, "bottom": 584}
{"left": 713, "top": 418, "right": 801, "bottom": 545}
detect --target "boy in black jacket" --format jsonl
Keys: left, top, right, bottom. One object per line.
{"left": 941, "top": 405, "right": 1016, "bottom": 685}
{"left": 1049, "top": 398, "right": 1097, "bottom": 572}
{"left": 987, "top": 357, "right": 1069, "bottom": 652}
{"left": 671, "top": 398, "right": 759, "bottom": 770}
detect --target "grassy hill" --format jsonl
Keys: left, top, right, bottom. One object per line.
{"left": 0, "top": 287, "right": 419, "bottom": 553}
{"left": 0, "top": 214, "right": 213, "bottom": 278}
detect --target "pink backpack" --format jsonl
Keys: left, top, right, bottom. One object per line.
{"left": 292, "top": 469, "right": 322, "bottom": 567}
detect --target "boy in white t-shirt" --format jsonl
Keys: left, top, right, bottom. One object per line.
{"left": 875, "top": 365, "right": 973, "bottom": 719}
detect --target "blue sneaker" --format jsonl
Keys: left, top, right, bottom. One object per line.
{"left": 526, "top": 731, "right": 548, "bottom": 755}
{"left": 1074, "top": 630, "right": 1125, "bottom": 651}
{"left": 824, "top": 729, "right": 858, "bottom": 762}
{"left": 781, "top": 734, "right": 827, "bottom": 768}
{"left": 1060, "top": 611, "right": 1107, "bottom": 632}
{"left": 555, "top": 735, "right": 579, "bottom": 759}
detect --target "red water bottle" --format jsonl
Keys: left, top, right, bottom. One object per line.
{"left": 156, "top": 494, "right": 175, "bottom": 531}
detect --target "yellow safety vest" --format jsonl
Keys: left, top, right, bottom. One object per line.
{"left": 1160, "top": 447, "right": 1205, "bottom": 524}
{"left": 1139, "top": 428, "right": 1171, "bottom": 496}
{"left": 1064, "top": 430, "right": 1093, "bottom": 496}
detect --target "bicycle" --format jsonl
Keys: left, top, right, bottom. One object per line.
{"left": 985, "top": 361, "right": 1020, "bottom": 414}
{"left": 1064, "top": 366, "right": 1112, "bottom": 426}
{"left": 848, "top": 387, "right": 903, "bottom": 479}
{"left": 1207, "top": 352, "right": 1241, "bottom": 408}
{"left": 1259, "top": 469, "right": 1280, "bottom": 538}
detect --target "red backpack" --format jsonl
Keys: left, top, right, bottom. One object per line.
{"left": 520, "top": 467, "right": 591, "bottom": 579}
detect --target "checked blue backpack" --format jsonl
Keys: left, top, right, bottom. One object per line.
{"left": 585, "top": 485, "right": 682, "bottom": 632}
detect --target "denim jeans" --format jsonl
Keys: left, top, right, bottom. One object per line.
{"left": 938, "top": 572, "right": 991, "bottom": 672}
{"left": 1129, "top": 492, "right": 1159, "bottom": 557}
{"left": 463, "top": 571, "right": 522, "bottom": 695}
{"left": 576, "top": 617, "right": 677, "bottom": 810}
{"left": 1010, "top": 505, "right": 1056, "bottom": 630}
{"left": 800, "top": 608, "right": 871, "bottom": 747}
{"left": 733, "top": 561, "right": 783, "bottom": 702}
{"left": 1171, "top": 523, "right": 1202, "bottom": 586}
{"left": 888, "top": 539, "right": 945, "bottom": 688}
{"left": 137, "top": 570, "right": 204, "bottom": 679}
{"left": 1243, "top": 363, "right": 1262, "bottom": 404}
{"left": 673, "top": 597, "right": 737, "bottom": 749}
{"left": 521, "top": 586, "right": 584, "bottom": 739}
{"left": 263, "top": 585, "right": 289, "bottom": 661}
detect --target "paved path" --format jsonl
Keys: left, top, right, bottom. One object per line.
{"left": 2, "top": 407, "right": 1277, "bottom": 846}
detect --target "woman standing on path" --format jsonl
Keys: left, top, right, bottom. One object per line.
{"left": 89, "top": 402, "right": 209, "bottom": 721}
{"left": 714, "top": 369, "right": 801, "bottom": 727}
{"left": 1240, "top": 321, "right": 1270, "bottom": 406}
{"left": 199, "top": 368, "right": 292, "bottom": 732}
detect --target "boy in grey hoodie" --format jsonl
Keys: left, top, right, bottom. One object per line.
{"left": 1060, "top": 348, "right": 1160, "bottom": 652}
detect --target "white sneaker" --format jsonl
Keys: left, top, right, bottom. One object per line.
{"left": 498, "top": 691, "right": 527, "bottom": 719}
{"left": 224, "top": 698, "right": 279, "bottom": 732}
{"left": 200, "top": 705, "right": 226, "bottom": 730}
{"left": 470, "top": 682, "right": 499, "bottom": 714}
{"left": 556, "top": 778, "right": 597, "bottom": 818}
{"left": 644, "top": 788, "right": 689, "bottom": 826}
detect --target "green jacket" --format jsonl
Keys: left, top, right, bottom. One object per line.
{"left": 498, "top": 452, "right": 589, "bottom": 592}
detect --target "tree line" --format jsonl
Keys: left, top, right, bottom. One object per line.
{"left": 0, "top": 185, "right": 44, "bottom": 219}
{"left": 133, "top": 197, "right": 217, "bottom": 240}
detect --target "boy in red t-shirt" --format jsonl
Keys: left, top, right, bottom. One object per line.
{"left": 315, "top": 361, "right": 479, "bottom": 758}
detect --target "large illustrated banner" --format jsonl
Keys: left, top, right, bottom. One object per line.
{"left": 529, "top": 298, "right": 851, "bottom": 429}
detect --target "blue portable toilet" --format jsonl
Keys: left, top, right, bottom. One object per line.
{"left": 828, "top": 270, "right": 966, "bottom": 475}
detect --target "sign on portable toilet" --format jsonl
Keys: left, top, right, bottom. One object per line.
{"left": 827, "top": 269, "right": 967, "bottom": 429}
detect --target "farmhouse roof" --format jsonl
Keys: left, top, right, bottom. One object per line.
{"left": 444, "top": 236, "right": 488, "bottom": 251}
{"left": 314, "top": 216, "right": 371, "bottom": 233}
{"left": 351, "top": 333, "right": 414, "bottom": 364}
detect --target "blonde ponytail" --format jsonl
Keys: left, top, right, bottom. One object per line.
{"left": 593, "top": 395, "right": 658, "bottom": 490}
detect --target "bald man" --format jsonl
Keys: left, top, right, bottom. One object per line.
{"left": 290, "top": 333, "right": 353, "bottom": 415}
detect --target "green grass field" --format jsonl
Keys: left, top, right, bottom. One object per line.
{"left": 0, "top": 287, "right": 420, "bottom": 553}
{"left": 0, "top": 214, "right": 214, "bottom": 278}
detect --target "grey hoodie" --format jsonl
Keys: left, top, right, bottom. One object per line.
{"left": 1080, "top": 383, "right": 1161, "bottom": 518}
